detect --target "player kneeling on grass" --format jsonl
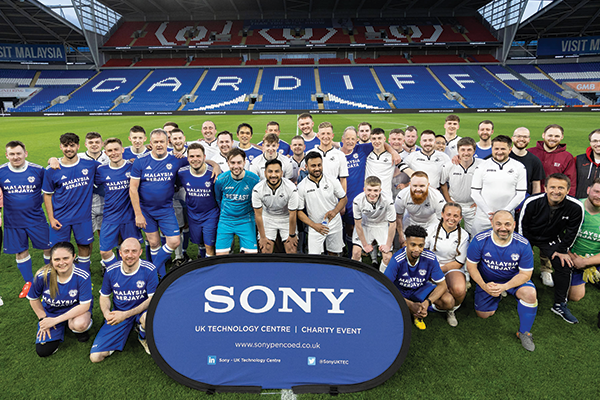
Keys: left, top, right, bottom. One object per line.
{"left": 252, "top": 159, "right": 299, "bottom": 254}
{"left": 466, "top": 210, "right": 538, "bottom": 352}
{"left": 426, "top": 202, "right": 470, "bottom": 327}
{"left": 351, "top": 176, "right": 396, "bottom": 272}
{"left": 27, "top": 242, "right": 93, "bottom": 357}
{"left": 90, "top": 238, "right": 159, "bottom": 362}
{"left": 384, "top": 225, "right": 454, "bottom": 330}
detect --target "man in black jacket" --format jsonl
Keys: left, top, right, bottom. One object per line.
{"left": 575, "top": 129, "right": 600, "bottom": 199}
{"left": 518, "top": 173, "right": 584, "bottom": 324}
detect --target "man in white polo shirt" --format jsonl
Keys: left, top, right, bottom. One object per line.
{"left": 249, "top": 133, "right": 294, "bottom": 181}
{"left": 365, "top": 128, "right": 397, "bottom": 202}
{"left": 471, "top": 135, "right": 527, "bottom": 236}
{"left": 400, "top": 130, "right": 450, "bottom": 189}
{"left": 297, "top": 152, "right": 347, "bottom": 256}
{"left": 252, "top": 159, "right": 299, "bottom": 254}
{"left": 308, "top": 121, "right": 349, "bottom": 192}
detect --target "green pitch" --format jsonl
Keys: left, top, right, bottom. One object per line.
{"left": 1, "top": 112, "right": 600, "bottom": 399}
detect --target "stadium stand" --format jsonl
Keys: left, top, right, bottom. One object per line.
{"left": 318, "top": 58, "right": 352, "bottom": 65}
{"left": 189, "top": 57, "right": 242, "bottom": 66}
{"left": 253, "top": 67, "right": 318, "bottom": 110}
{"left": 430, "top": 65, "right": 532, "bottom": 107}
{"left": 508, "top": 64, "right": 582, "bottom": 105}
{"left": 245, "top": 27, "right": 348, "bottom": 46}
{"left": 410, "top": 55, "right": 467, "bottom": 64}
{"left": 103, "top": 21, "right": 146, "bottom": 47}
{"left": 46, "top": 69, "right": 150, "bottom": 112}
{"left": 467, "top": 54, "right": 499, "bottom": 62}
{"left": 103, "top": 59, "right": 135, "bottom": 67}
{"left": 355, "top": 56, "right": 408, "bottom": 64}
{"left": 245, "top": 59, "right": 278, "bottom": 66}
{"left": 486, "top": 65, "right": 556, "bottom": 106}
{"left": 134, "top": 58, "right": 187, "bottom": 67}
{"left": 11, "top": 70, "right": 95, "bottom": 113}
{"left": 374, "top": 66, "right": 462, "bottom": 109}
{"left": 540, "top": 62, "right": 600, "bottom": 81}
{"left": 129, "top": 22, "right": 163, "bottom": 47}
{"left": 281, "top": 59, "right": 316, "bottom": 65}
{"left": 319, "top": 67, "right": 390, "bottom": 110}
{"left": 456, "top": 17, "right": 499, "bottom": 42}
{"left": 183, "top": 67, "right": 258, "bottom": 111}
{"left": 113, "top": 68, "right": 204, "bottom": 111}
{"left": 0, "top": 70, "right": 37, "bottom": 87}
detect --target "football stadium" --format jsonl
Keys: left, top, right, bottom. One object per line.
{"left": 1, "top": 0, "right": 600, "bottom": 398}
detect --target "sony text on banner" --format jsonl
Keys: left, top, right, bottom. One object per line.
{"left": 147, "top": 254, "right": 411, "bottom": 394}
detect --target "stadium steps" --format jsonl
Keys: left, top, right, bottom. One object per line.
{"left": 248, "top": 68, "right": 263, "bottom": 111}
{"left": 482, "top": 66, "right": 534, "bottom": 106}
{"left": 63, "top": 70, "right": 101, "bottom": 98}
{"left": 177, "top": 69, "right": 208, "bottom": 111}
{"left": 129, "top": 23, "right": 148, "bottom": 46}
{"left": 427, "top": 67, "right": 468, "bottom": 108}
{"left": 107, "top": 70, "right": 154, "bottom": 111}
{"left": 503, "top": 65, "right": 564, "bottom": 105}
{"left": 369, "top": 68, "right": 396, "bottom": 109}
{"left": 314, "top": 68, "right": 324, "bottom": 110}
{"left": 533, "top": 65, "right": 591, "bottom": 105}
{"left": 30, "top": 71, "right": 41, "bottom": 87}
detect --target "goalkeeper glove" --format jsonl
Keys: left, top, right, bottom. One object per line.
{"left": 582, "top": 267, "right": 600, "bottom": 284}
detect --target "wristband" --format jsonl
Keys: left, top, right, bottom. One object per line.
{"left": 39, "top": 317, "right": 45, "bottom": 322}
{"left": 425, "top": 298, "right": 432, "bottom": 307}
{"left": 289, "top": 233, "right": 297, "bottom": 238}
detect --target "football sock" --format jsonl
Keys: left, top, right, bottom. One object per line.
{"left": 145, "top": 240, "right": 152, "bottom": 262}
{"left": 77, "top": 256, "right": 91, "bottom": 273}
{"left": 101, "top": 254, "right": 117, "bottom": 269}
{"left": 17, "top": 256, "right": 34, "bottom": 283}
{"left": 518, "top": 299, "right": 538, "bottom": 333}
{"left": 379, "top": 261, "right": 387, "bottom": 273}
{"left": 198, "top": 246, "right": 206, "bottom": 258}
{"left": 43, "top": 254, "right": 51, "bottom": 265}
{"left": 182, "top": 228, "right": 190, "bottom": 253}
{"left": 153, "top": 244, "right": 174, "bottom": 277}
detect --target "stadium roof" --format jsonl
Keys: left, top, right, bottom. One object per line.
{"left": 96, "top": 0, "right": 492, "bottom": 21}
{"left": 516, "top": 0, "right": 600, "bottom": 41}
{"left": 0, "top": 0, "right": 86, "bottom": 47}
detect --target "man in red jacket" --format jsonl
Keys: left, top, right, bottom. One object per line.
{"left": 528, "top": 124, "right": 577, "bottom": 288}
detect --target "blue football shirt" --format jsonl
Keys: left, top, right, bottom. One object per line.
{"left": 176, "top": 165, "right": 219, "bottom": 221}
{"left": 27, "top": 266, "right": 92, "bottom": 316}
{"left": 384, "top": 248, "right": 445, "bottom": 291}
{"left": 215, "top": 170, "right": 260, "bottom": 221}
{"left": 0, "top": 161, "right": 47, "bottom": 228}
{"left": 95, "top": 161, "right": 135, "bottom": 224}
{"left": 100, "top": 260, "right": 159, "bottom": 312}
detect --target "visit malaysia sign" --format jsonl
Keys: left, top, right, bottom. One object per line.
{"left": 147, "top": 254, "right": 411, "bottom": 394}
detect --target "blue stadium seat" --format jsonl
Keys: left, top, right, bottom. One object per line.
{"left": 183, "top": 68, "right": 258, "bottom": 111}
{"left": 254, "top": 67, "right": 318, "bottom": 110}
{"left": 319, "top": 67, "right": 390, "bottom": 110}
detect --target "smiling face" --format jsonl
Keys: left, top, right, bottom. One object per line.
{"left": 492, "top": 141, "right": 511, "bottom": 163}
{"left": 409, "top": 176, "right": 429, "bottom": 204}
{"left": 478, "top": 123, "right": 494, "bottom": 141}
{"left": 202, "top": 121, "right": 216, "bottom": 142}
{"left": 434, "top": 137, "right": 446, "bottom": 152}
{"left": 263, "top": 141, "right": 279, "bottom": 160}
{"left": 388, "top": 132, "right": 404, "bottom": 152}
{"left": 442, "top": 205, "right": 462, "bottom": 230}
{"left": 341, "top": 130, "right": 358, "bottom": 152}
{"left": 6, "top": 145, "right": 27, "bottom": 169}
{"left": 444, "top": 120, "right": 459, "bottom": 136}
{"left": 104, "top": 142, "right": 124, "bottom": 165}
{"left": 51, "top": 248, "right": 74, "bottom": 276}
{"left": 307, "top": 157, "right": 323, "bottom": 179}
{"left": 290, "top": 138, "right": 305, "bottom": 156}
{"left": 60, "top": 141, "right": 79, "bottom": 160}
{"left": 227, "top": 154, "right": 245, "bottom": 178}
{"left": 266, "top": 124, "right": 280, "bottom": 136}
{"left": 492, "top": 211, "right": 515, "bottom": 241}
{"left": 512, "top": 128, "right": 530, "bottom": 150}
{"left": 542, "top": 127, "right": 563, "bottom": 151}
{"left": 588, "top": 182, "right": 600, "bottom": 208}
{"left": 188, "top": 148, "right": 205, "bottom": 171}
{"left": 406, "top": 236, "right": 426, "bottom": 263}
{"left": 237, "top": 126, "right": 253, "bottom": 147}
{"left": 364, "top": 184, "right": 381, "bottom": 203}
{"left": 85, "top": 137, "right": 103, "bottom": 155}
{"left": 119, "top": 238, "right": 143, "bottom": 269}
{"left": 170, "top": 131, "right": 186, "bottom": 153}
{"left": 317, "top": 127, "right": 334, "bottom": 147}
{"left": 266, "top": 163, "right": 283, "bottom": 187}
{"left": 458, "top": 144, "right": 475, "bottom": 163}
{"left": 298, "top": 117, "right": 314, "bottom": 135}
{"left": 370, "top": 132, "right": 386, "bottom": 152}
{"left": 420, "top": 133, "right": 435, "bottom": 154}
{"left": 546, "top": 177, "right": 569, "bottom": 206}
{"left": 590, "top": 132, "right": 600, "bottom": 156}
{"left": 358, "top": 125, "right": 371, "bottom": 143}
{"left": 217, "top": 134, "right": 233, "bottom": 155}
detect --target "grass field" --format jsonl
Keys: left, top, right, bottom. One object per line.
{"left": 1, "top": 112, "right": 600, "bottom": 399}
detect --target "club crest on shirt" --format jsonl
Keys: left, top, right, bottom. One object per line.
{"left": 324, "top": 184, "right": 329, "bottom": 190}
{"left": 136, "top": 280, "right": 145, "bottom": 289}
{"left": 82, "top": 169, "right": 88, "bottom": 176}
{"left": 353, "top": 153, "right": 359, "bottom": 159}
{"left": 511, "top": 253, "right": 520, "bottom": 261}
{"left": 419, "top": 269, "right": 427, "bottom": 276}
{"left": 205, "top": 181, "right": 211, "bottom": 188}
{"left": 69, "top": 289, "right": 78, "bottom": 297}
{"left": 166, "top": 163, "right": 172, "bottom": 170}
{"left": 508, "top": 169, "right": 514, "bottom": 174}
{"left": 126, "top": 172, "right": 131, "bottom": 178}
{"left": 28, "top": 176, "right": 35, "bottom": 183}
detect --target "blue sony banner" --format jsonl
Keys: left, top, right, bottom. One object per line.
{"left": 0, "top": 43, "right": 66, "bottom": 62}
{"left": 537, "top": 36, "right": 600, "bottom": 56}
{"left": 147, "top": 254, "right": 411, "bottom": 394}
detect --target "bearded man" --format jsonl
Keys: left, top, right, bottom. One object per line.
{"left": 395, "top": 171, "right": 445, "bottom": 248}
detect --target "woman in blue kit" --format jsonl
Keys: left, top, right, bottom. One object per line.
{"left": 27, "top": 242, "right": 93, "bottom": 357}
